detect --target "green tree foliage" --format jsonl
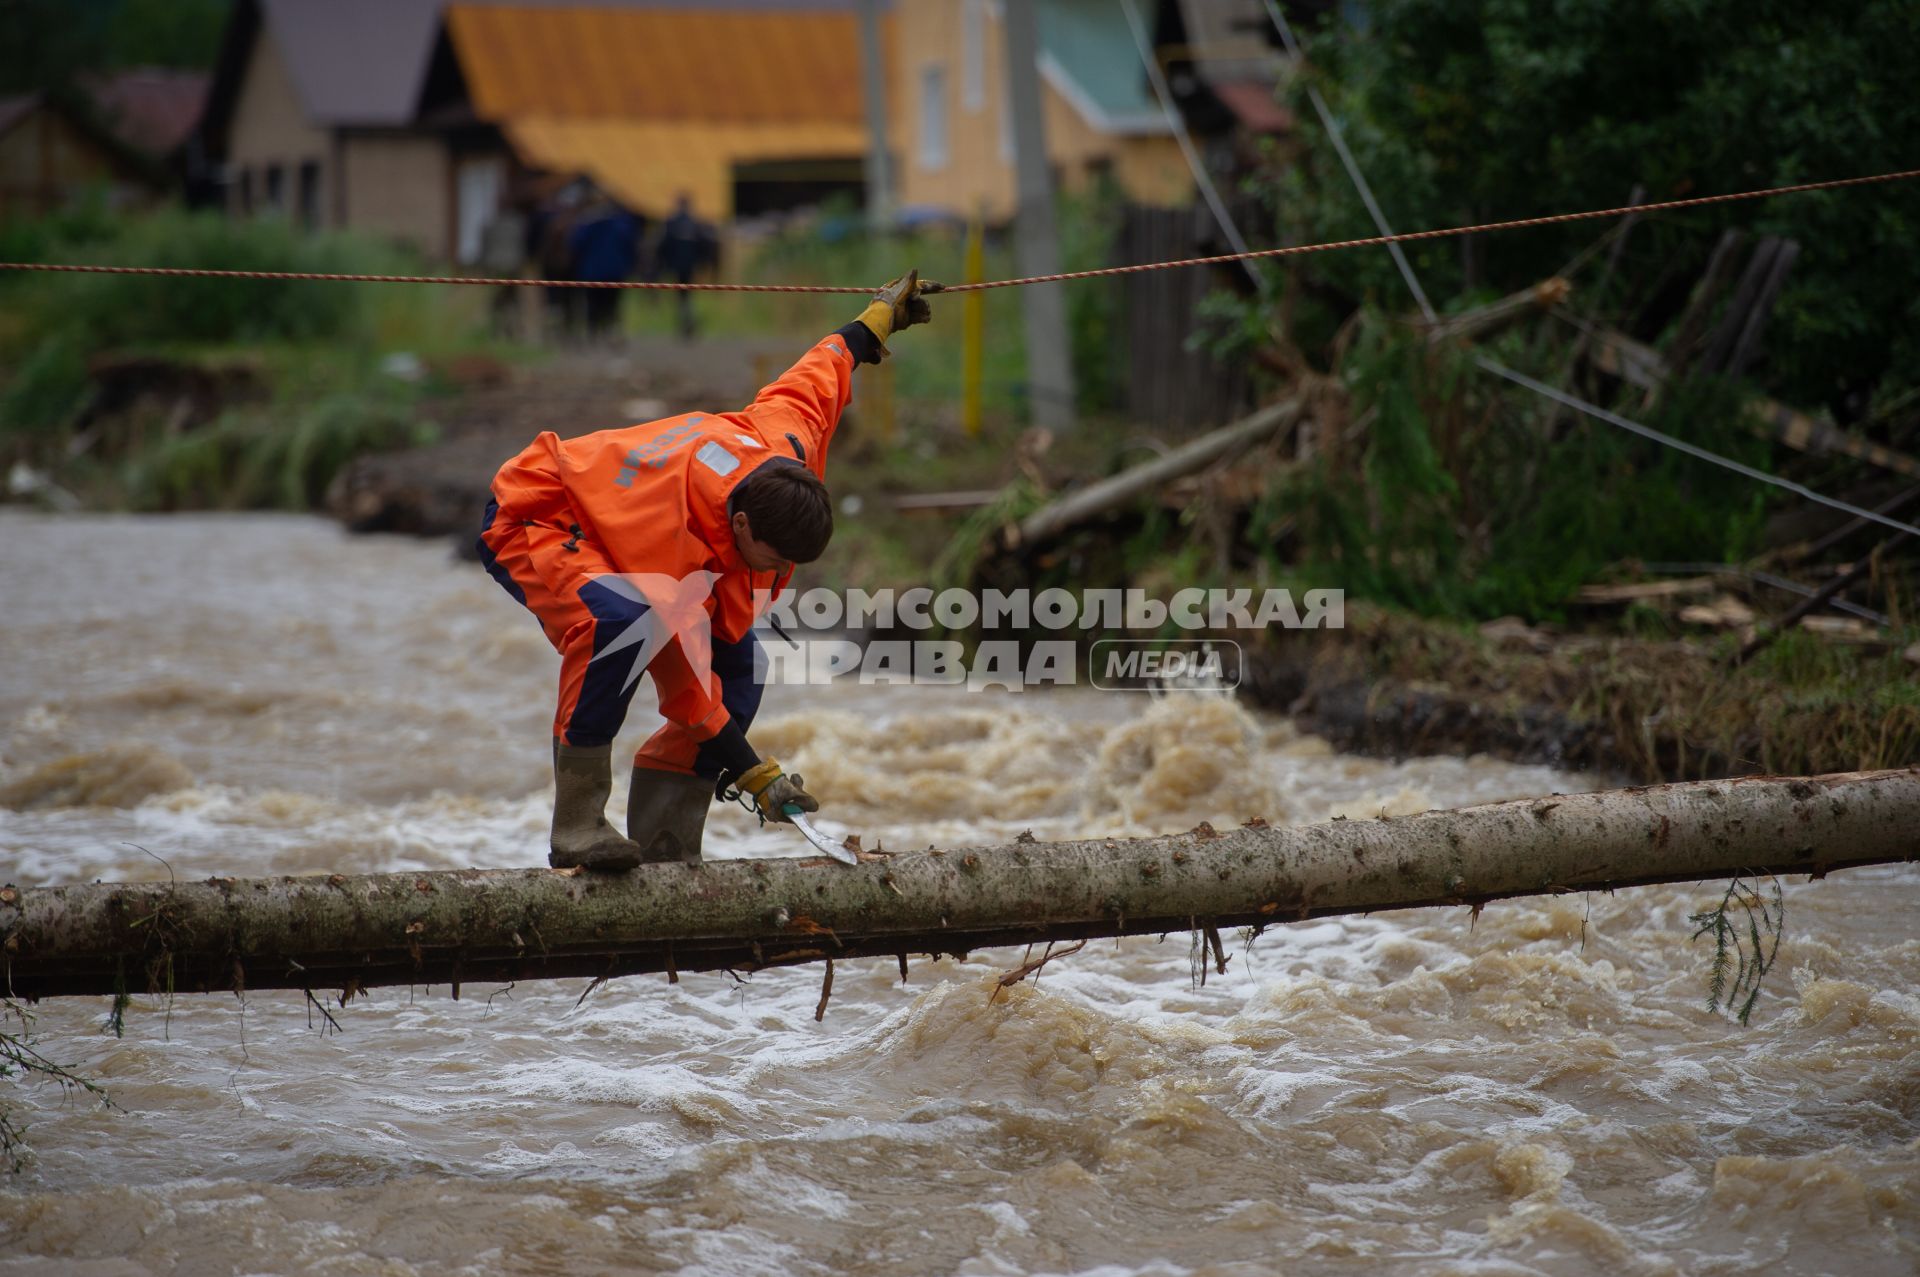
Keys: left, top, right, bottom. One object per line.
{"left": 1273, "top": 0, "right": 1920, "bottom": 417}
{"left": 102, "top": 0, "right": 233, "bottom": 71}
{"left": 0, "top": 0, "right": 231, "bottom": 93}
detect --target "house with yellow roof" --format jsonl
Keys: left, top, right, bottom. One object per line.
{"left": 441, "top": 0, "right": 1204, "bottom": 226}
{"left": 429, "top": 2, "right": 884, "bottom": 223}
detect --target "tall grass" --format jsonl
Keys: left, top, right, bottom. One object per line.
{"left": 0, "top": 209, "right": 488, "bottom": 507}
{"left": 118, "top": 391, "right": 433, "bottom": 511}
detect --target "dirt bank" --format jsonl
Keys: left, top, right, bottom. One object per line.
{"left": 1242, "top": 607, "right": 1917, "bottom": 784}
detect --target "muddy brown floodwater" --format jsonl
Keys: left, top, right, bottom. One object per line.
{"left": 1, "top": 512, "right": 1916, "bottom": 1276}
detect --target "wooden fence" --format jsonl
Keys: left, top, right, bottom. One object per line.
{"left": 1116, "top": 202, "right": 1257, "bottom": 431}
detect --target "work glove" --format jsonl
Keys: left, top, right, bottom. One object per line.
{"left": 855, "top": 270, "right": 939, "bottom": 355}
{"left": 732, "top": 758, "right": 820, "bottom": 823}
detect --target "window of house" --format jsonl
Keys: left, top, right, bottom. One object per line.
{"left": 455, "top": 155, "right": 507, "bottom": 265}
{"left": 264, "top": 163, "right": 284, "bottom": 213}
{"left": 961, "top": 0, "right": 985, "bottom": 112}
{"left": 919, "top": 64, "right": 949, "bottom": 171}
{"left": 297, "top": 161, "right": 321, "bottom": 230}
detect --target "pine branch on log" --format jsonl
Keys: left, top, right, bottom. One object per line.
{"left": 2, "top": 770, "right": 1915, "bottom": 1002}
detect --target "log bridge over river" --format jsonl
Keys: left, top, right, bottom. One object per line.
{"left": 4, "top": 770, "right": 1915, "bottom": 1003}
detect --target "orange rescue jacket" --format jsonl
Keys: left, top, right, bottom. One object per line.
{"left": 489, "top": 332, "right": 857, "bottom": 741}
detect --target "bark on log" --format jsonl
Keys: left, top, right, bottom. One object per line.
{"left": 3, "top": 771, "right": 1915, "bottom": 1002}
{"left": 1010, "top": 398, "right": 1302, "bottom": 549}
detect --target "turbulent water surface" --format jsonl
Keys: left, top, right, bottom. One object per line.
{"left": 1, "top": 513, "right": 1915, "bottom": 1276}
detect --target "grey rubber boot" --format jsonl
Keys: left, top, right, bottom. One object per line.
{"left": 549, "top": 742, "right": 642, "bottom": 872}
{"left": 627, "top": 766, "right": 712, "bottom": 864}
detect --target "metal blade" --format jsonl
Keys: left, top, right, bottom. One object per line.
{"left": 785, "top": 807, "right": 857, "bottom": 864}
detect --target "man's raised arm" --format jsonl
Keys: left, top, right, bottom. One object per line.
{"left": 748, "top": 271, "right": 937, "bottom": 457}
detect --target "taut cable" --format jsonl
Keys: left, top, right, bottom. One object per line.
{"left": 2, "top": 168, "right": 1915, "bottom": 294}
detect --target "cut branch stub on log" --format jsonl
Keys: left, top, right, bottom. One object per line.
{"left": 3, "top": 770, "right": 1916, "bottom": 1002}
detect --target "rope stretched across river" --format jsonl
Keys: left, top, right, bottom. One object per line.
{"left": 2, "top": 168, "right": 1916, "bottom": 294}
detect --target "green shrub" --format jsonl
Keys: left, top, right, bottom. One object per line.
{"left": 1059, "top": 183, "right": 1124, "bottom": 414}
{"left": 119, "top": 391, "right": 435, "bottom": 511}
{"left": 1270, "top": 310, "right": 1773, "bottom": 621}
{"left": 0, "top": 332, "right": 90, "bottom": 434}
{"left": 24, "top": 210, "right": 385, "bottom": 347}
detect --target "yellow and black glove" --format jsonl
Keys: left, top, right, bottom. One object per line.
{"left": 732, "top": 758, "right": 820, "bottom": 824}
{"left": 847, "top": 270, "right": 938, "bottom": 361}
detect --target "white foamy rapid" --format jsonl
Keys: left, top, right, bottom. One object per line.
{"left": 2, "top": 513, "right": 1915, "bottom": 1276}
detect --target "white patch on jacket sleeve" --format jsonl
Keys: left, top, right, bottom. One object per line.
{"left": 734, "top": 433, "right": 765, "bottom": 450}
{"left": 695, "top": 440, "right": 740, "bottom": 476}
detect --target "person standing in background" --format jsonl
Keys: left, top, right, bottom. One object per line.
{"left": 529, "top": 179, "right": 586, "bottom": 338}
{"left": 654, "top": 194, "right": 714, "bottom": 341}
{"left": 568, "top": 184, "right": 645, "bottom": 340}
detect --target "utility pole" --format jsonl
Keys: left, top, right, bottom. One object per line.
{"left": 856, "top": 0, "right": 894, "bottom": 235}
{"left": 1001, "top": 0, "right": 1076, "bottom": 429}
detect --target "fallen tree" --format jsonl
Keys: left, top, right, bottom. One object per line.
{"left": 1423, "top": 276, "right": 1572, "bottom": 346}
{"left": 3, "top": 770, "right": 1915, "bottom": 1003}
{"left": 1582, "top": 324, "right": 1920, "bottom": 480}
{"left": 1010, "top": 397, "right": 1303, "bottom": 549}
{"left": 1003, "top": 274, "right": 1579, "bottom": 556}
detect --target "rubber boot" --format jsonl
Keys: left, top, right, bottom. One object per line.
{"left": 549, "top": 742, "right": 642, "bottom": 872}
{"left": 627, "top": 765, "right": 712, "bottom": 864}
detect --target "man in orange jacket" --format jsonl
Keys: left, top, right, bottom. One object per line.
{"left": 479, "top": 272, "right": 933, "bottom": 870}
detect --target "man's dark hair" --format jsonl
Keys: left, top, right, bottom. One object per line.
{"left": 734, "top": 464, "right": 833, "bottom": 563}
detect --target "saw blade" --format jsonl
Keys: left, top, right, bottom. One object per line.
{"left": 786, "top": 807, "right": 857, "bottom": 864}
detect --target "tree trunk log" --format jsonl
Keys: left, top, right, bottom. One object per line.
{"left": 3, "top": 770, "right": 1915, "bottom": 1001}
{"left": 1423, "top": 276, "right": 1572, "bottom": 346}
{"left": 1011, "top": 398, "right": 1302, "bottom": 549}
